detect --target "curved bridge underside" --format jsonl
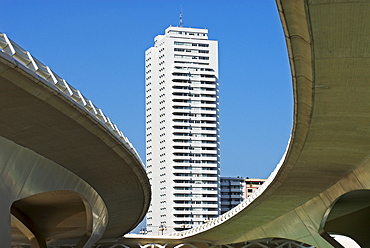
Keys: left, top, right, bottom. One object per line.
{"left": 123, "top": 1, "right": 370, "bottom": 248}
{"left": 2, "top": 0, "right": 370, "bottom": 247}
{"left": 0, "top": 40, "right": 151, "bottom": 246}
{"left": 179, "top": 0, "right": 370, "bottom": 246}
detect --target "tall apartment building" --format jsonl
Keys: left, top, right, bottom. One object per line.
{"left": 145, "top": 26, "right": 220, "bottom": 234}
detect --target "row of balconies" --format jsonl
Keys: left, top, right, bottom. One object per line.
{"left": 172, "top": 82, "right": 217, "bottom": 90}
{"left": 171, "top": 69, "right": 215, "bottom": 77}
{"left": 172, "top": 56, "right": 211, "bottom": 63}
{"left": 173, "top": 168, "right": 219, "bottom": 174}
{"left": 172, "top": 149, "right": 218, "bottom": 155}
{"left": 172, "top": 103, "right": 217, "bottom": 109}
{"left": 174, "top": 163, "right": 219, "bottom": 169}
{"left": 171, "top": 87, "right": 217, "bottom": 94}
{"left": 172, "top": 128, "right": 218, "bottom": 134}
{"left": 172, "top": 160, "right": 218, "bottom": 166}
{"left": 172, "top": 155, "right": 219, "bottom": 160}
{"left": 173, "top": 176, "right": 218, "bottom": 182}
{"left": 172, "top": 98, "right": 217, "bottom": 104}
{"left": 220, "top": 194, "right": 243, "bottom": 199}
{"left": 172, "top": 115, "right": 219, "bottom": 122}
{"left": 173, "top": 207, "right": 219, "bottom": 212}
{"left": 171, "top": 77, "right": 217, "bottom": 83}
{"left": 173, "top": 210, "right": 219, "bottom": 216}
{"left": 172, "top": 87, "right": 217, "bottom": 93}
{"left": 173, "top": 167, "right": 219, "bottom": 172}
{"left": 172, "top": 128, "right": 217, "bottom": 134}
{"left": 172, "top": 136, "right": 218, "bottom": 142}
{"left": 173, "top": 149, "right": 218, "bottom": 155}
{"left": 172, "top": 139, "right": 218, "bottom": 144}
{"left": 172, "top": 85, "right": 217, "bottom": 92}
{"left": 171, "top": 98, "right": 217, "bottom": 104}
{"left": 173, "top": 214, "right": 219, "bottom": 222}
{"left": 173, "top": 165, "right": 219, "bottom": 170}
{"left": 173, "top": 186, "right": 218, "bottom": 191}
{"left": 171, "top": 88, "right": 217, "bottom": 95}
{"left": 172, "top": 179, "right": 219, "bottom": 185}
{"left": 172, "top": 134, "right": 217, "bottom": 139}
{"left": 174, "top": 183, "right": 218, "bottom": 188}
{"left": 172, "top": 131, "right": 218, "bottom": 136}
{"left": 171, "top": 136, "right": 218, "bottom": 141}
{"left": 172, "top": 68, "right": 215, "bottom": 77}
{"left": 172, "top": 102, "right": 217, "bottom": 109}
{"left": 173, "top": 182, "right": 218, "bottom": 187}
{"left": 172, "top": 94, "right": 217, "bottom": 101}
{"left": 171, "top": 108, "right": 217, "bottom": 115}
{"left": 172, "top": 111, "right": 218, "bottom": 117}
{"left": 173, "top": 172, "right": 219, "bottom": 177}
{"left": 174, "top": 204, "right": 219, "bottom": 209}
{"left": 172, "top": 143, "right": 219, "bottom": 148}
{"left": 173, "top": 163, "right": 219, "bottom": 170}
{"left": 221, "top": 199, "right": 242, "bottom": 205}
{"left": 172, "top": 118, "right": 218, "bottom": 125}
{"left": 171, "top": 72, "right": 215, "bottom": 79}
{"left": 171, "top": 113, "right": 218, "bottom": 120}
{"left": 173, "top": 187, "right": 218, "bottom": 192}
{"left": 171, "top": 142, "right": 219, "bottom": 148}
{"left": 220, "top": 180, "right": 244, "bottom": 186}
{"left": 173, "top": 198, "right": 218, "bottom": 203}
{"left": 220, "top": 188, "right": 243, "bottom": 193}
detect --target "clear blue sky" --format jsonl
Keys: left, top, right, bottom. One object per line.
{"left": 2, "top": 1, "right": 292, "bottom": 179}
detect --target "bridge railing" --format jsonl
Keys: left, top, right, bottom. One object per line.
{"left": 0, "top": 32, "right": 143, "bottom": 166}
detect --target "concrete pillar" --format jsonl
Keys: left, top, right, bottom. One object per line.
{"left": 11, "top": 207, "right": 47, "bottom": 248}
{"left": 0, "top": 178, "right": 11, "bottom": 248}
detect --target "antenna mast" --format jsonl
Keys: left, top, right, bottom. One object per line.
{"left": 180, "top": 6, "right": 183, "bottom": 27}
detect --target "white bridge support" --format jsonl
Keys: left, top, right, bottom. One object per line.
{"left": 0, "top": 136, "right": 108, "bottom": 247}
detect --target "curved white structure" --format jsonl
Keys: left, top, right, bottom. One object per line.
{"left": 0, "top": 32, "right": 151, "bottom": 247}
{"left": 123, "top": 1, "right": 370, "bottom": 247}
{"left": 0, "top": 33, "right": 141, "bottom": 162}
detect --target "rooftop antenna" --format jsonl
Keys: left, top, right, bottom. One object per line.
{"left": 180, "top": 6, "right": 183, "bottom": 27}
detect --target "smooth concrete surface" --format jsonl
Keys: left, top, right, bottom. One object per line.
{"left": 0, "top": 174, "right": 12, "bottom": 247}
{"left": 0, "top": 135, "right": 107, "bottom": 247}
{"left": 120, "top": 1, "right": 370, "bottom": 247}
{"left": 0, "top": 44, "right": 151, "bottom": 245}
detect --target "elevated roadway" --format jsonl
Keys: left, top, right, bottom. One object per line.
{"left": 0, "top": 33, "right": 151, "bottom": 247}
{"left": 2, "top": 0, "right": 370, "bottom": 247}
{"left": 122, "top": 1, "right": 370, "bottom": 247}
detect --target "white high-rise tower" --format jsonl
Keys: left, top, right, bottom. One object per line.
{"left": 145, "top": 26, "right": 220, "bottom": 234}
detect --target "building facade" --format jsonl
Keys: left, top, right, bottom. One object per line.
{"left": 244, "top": 178, "right": 266, "bottom": 198}
{"left": 145, "top": 26, "right": 220, "bottom": 234}
{"left": 220, "top": 177, "right": 245, "bottom": 214}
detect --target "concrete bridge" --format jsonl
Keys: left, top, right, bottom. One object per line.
{"left": 2, "top": 0, "right": 370, "bottom": 247}
{"left": 122, "top": 0, "right": 370, "bottom": 247}
{"left": 0, "top": 32, "right": 151, "bottom": 247}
